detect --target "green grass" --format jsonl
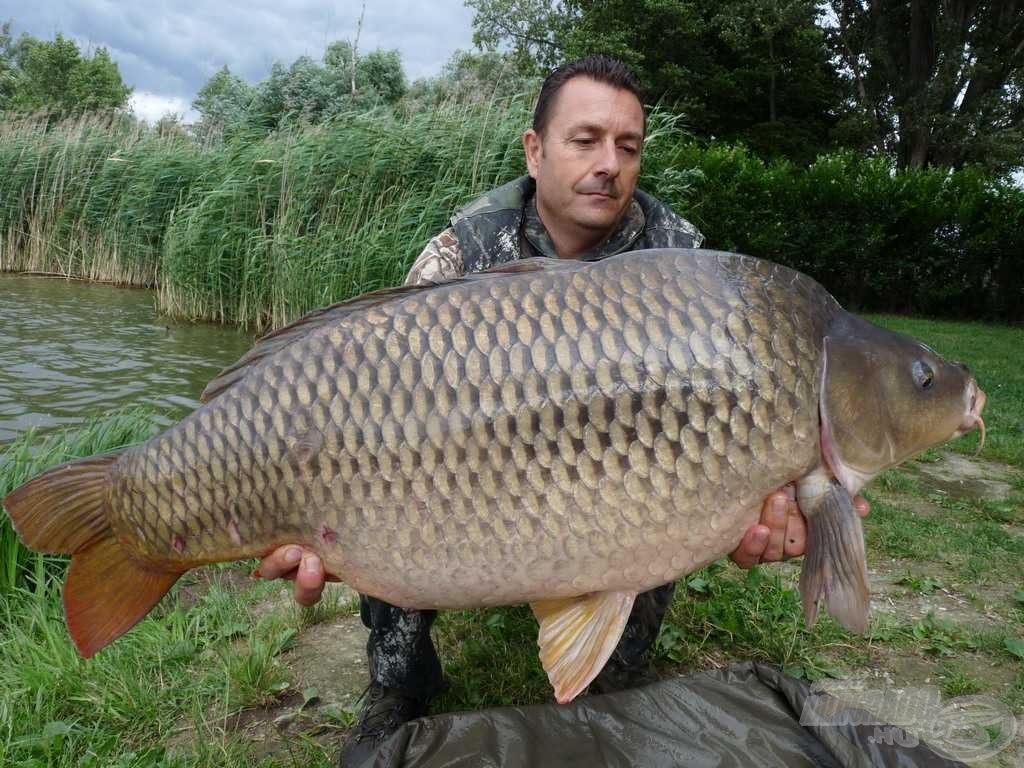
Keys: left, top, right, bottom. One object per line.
{"left": 0, "top": 570, "right": 334, "bottom": 767}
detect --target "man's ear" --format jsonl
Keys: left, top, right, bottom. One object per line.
{"left": 523, "top": 128, "right": 541, "bottom": 179}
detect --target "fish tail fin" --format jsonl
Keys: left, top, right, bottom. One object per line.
{"left": 3, "top": 453, "right": 122, "bottom": 554}
{"left": 65, "top": 537, "right": 182, "bottom": 657}
{"left": 798, "top": 479, "right": 870, "bottom": 634}
{"left": 3, "top": 451, "right": 183, "bottom": 657}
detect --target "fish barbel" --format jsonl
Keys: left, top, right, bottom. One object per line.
{"left": 4, "top": 249, "right": 986, "bottom": 702}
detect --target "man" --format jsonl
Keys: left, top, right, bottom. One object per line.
{"left": 256, "top": 55, "right": 869, "bottom": 765}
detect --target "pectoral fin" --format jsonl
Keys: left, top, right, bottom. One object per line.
{"left": 531, "top": 590, "right": 636, "bottom": 704}
{"left": 797, "top": 474, "right": 870, "bottom": 633}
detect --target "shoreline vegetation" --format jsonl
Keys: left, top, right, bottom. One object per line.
{"left": 1, "top": 101, "right": 1022, "bottom": 330}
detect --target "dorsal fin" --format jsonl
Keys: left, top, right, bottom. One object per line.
{"left": 200, "top": 257, "right": 581, "bottom": 402}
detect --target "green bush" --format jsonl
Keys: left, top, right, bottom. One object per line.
{"left": 646, "top": 143, "right": 1024, "bottom": 320}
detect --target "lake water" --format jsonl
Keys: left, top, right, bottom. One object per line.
{"left": 0, "top": 274, "right": 255, "bottom": 444}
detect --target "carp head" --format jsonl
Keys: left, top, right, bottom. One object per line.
{"left": 820, "top": 312, "right": 986, "bottom": 495}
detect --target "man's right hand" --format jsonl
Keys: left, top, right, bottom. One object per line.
{"left": 254, "top": 545, "right": 333, "bottom": 606}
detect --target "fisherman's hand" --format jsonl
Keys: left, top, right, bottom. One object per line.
{"left": 254, "top": 545, "right": 338, "bottom": 606}
{"left": 729, "top": 486, "right": 870, "bottom": 569}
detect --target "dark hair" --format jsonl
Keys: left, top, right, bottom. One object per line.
{"left": 532, "top": 54, "right": 646, "bottom": 137}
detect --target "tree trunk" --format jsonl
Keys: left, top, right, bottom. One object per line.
{"left": 899, "top": 0, "right": 936, "bottom": 168}
{"left": 768, "top": 34, "right": 777, "bottom": 123}
{"left": 904, "top": 125, "right": 931, "bottom": 169}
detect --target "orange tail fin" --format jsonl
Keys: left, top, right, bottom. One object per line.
{"left": 3, "top": 451, "right": 183, "bottom": 657}
{"left": 65, "top": 537, "right": 182, "bottom": 657}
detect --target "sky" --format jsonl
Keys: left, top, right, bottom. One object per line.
{"left": 2, "top": 0, "right": 477, "bottom": 123}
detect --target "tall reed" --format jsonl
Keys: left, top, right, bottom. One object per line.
{"left": 160, "top": 97, "right": 534, "bottom": 327}
{"left": 2, "top": 102, "right": 1019, "bottom": 323}
{"left": 0, "top": 111, "right": 211, "bottom": 286}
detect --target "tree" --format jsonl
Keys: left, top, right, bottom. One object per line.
{"left": 281, "top": 55, "right": 337, "bottom": 121}
{"left": 6, "top": 31, "right": 130, "bottom": 113}
{"left": 469, "top": 0, "right": 844, "bottom": 163}
{"left": 0, "top": 21, "right": 15, "bottom": 109}
{"left": 403, "top": 49, "right": 540, "bottom": 111}
{"left": 68, "top": 47, "right": 131, "bottom": 111}
{"left": 323, "top": 41, "right": 406, "bottom": 105}
{"left": 154, "top": 111, "right": 188, "bottom": 138}
{"left": 467, "top": 0, "right": 565, "bottom": 74}
{"left": 198, "top": 41, "right": 408, "bottom": 136}
{"left": 357, "top": 49, "right": 406, "bottom": 103}
{"left": 191, "top": 65, "right": 254, "bottom": 139}
{"left": 826, "top": 0, "right": 1024, "bottom": 171}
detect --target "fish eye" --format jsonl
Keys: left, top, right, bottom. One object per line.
{"left": 912, "top": 360, "right": 934, "bottom": 390}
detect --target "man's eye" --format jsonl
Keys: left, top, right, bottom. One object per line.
{"left": 572, "top": 138, "right": 595, "bottom": 146}
{"left": 619, "top": 145, "right": 639, "bottom": 155}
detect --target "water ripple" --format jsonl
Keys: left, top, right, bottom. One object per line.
{"left": 0, "top": 275, "right": 255, "bottom": 445}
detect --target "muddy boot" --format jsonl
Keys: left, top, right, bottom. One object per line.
{"left": 588, "top": 581, "right": 677, "bottom": 695}
{"left": 337, "top": 683, "right": 432, "bottom": 767}
{"left": 337, "top": 595, "right": 447, "bottom": 767}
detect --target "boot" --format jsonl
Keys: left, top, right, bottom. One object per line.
{"left": 338, "top": 595, "right": 447, "bottom": 766}
{"left": 337, "top": 683, "right": 431, "bottom": 767}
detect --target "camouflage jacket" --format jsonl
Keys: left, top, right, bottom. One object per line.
{"left": 404, "top": 175, "right": 704, "bottom": 286}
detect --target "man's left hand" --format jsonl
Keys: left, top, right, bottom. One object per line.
{"left": 730, "top": 485, "right": 870, "bottom": 569}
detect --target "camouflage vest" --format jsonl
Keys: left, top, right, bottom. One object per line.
{"left": 450, "top": 175, "right": 702, "bottom": 273}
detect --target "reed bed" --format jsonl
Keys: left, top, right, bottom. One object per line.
{"left": 0, "top": 99, "right": 546, "bottom": 328}
{"left": 0, "top": 100, "right": 696, "bottom": 329}
{"left": 160, "top": 98, "right": 533, "bottom": 328}
{"left": 0, "top": 112, "right": 212, "bottom": 286}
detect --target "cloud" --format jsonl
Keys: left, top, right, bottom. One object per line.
{"left": 128, "top": 91, "right": 198, "bottom": 124}
{"left": 6, "top": 0, "right": 476, "bottom": 121}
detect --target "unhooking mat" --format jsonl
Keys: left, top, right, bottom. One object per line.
{"left": 363, "top": 661, "right": 971, "bottom": 767}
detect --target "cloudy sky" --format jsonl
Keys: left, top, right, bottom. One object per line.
{"left": 4, "top": 0, "right": 477, "bottom": 122}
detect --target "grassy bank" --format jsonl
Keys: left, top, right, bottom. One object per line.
{"left": 0, "top": 315, "right": 1020, "bottom": 766}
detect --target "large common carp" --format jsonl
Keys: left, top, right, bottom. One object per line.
{"left": 4, "top": 249, "right": 985, "bottom": 703}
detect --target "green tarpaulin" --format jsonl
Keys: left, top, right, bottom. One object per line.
{"left": 364, "top": 662, "right": 965, "bottom": 768}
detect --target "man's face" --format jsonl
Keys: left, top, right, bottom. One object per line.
{"left": 523, "top": 76, "right": 643, "bottom": 237}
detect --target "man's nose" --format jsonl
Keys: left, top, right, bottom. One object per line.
{"left": 593, "top": 139, "right": 621, "bottom": 177}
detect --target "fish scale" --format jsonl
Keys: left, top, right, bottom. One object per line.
{"left": 108, "top": 250, "right": 822, "bottom": 606}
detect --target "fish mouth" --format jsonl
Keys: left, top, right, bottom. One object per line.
{"left": 953, "top": 380, "right": 987, "bottom": 454}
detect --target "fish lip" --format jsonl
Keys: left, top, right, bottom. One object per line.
{"left": 956, "top": 380, "right": 986, "bottom": 433}
{"left": 952, "top": 380, "right": 987, "bottom": 453}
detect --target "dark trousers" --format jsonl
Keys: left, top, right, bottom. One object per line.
{"left": 360, "top": 581, "right": 678, "bottom": 700}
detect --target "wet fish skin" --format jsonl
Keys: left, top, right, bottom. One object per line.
{"left": 112, "top": 249, "right": 824, "bottom": 607}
